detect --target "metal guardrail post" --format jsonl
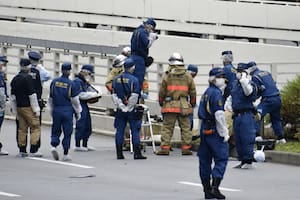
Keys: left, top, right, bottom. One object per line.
{"left": 54, "top": 52, "right": 60, "bottom": 77}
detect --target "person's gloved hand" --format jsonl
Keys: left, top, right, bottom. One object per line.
{"left": 276, "top": 138, "right": 286, "bottom": 144}
{"left": 223, "top": 135, "right": 230, "bottom": 143}
{"left": 149, "top": 32, "right": 158, "bottom": 40}
{"left": 141, "top": 93, "right": 148, "bottom": 99}
{"left": 76, "top": 112, "right": 81, "bottom": 121}
{"left": 255, "top": 112, "right": 261, "bottom": 121}
{"left": 255, "top": 136, "right": 263, "bottom": 142}
{"left": 121, "top": 106, "right": 128, "bottom": 113}
{"left": 35, "top": 111, "right": 40, "bottom": 117}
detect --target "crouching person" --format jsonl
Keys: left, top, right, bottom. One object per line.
{"left": 112, "top": 58, "right": 146, "bottom": 160}
{"left": 198, "top": 67, "right": 229, "bottom": 199}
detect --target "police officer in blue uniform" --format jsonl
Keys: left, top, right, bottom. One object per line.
{"left": 231, "top": 63, "right": 258, "bottom": 169}
{"left": 198, "top": 67, "right": 229, "bottom": 199}
{"left": 246, "top": 61, "right": 286, "bottom": 144}
{"left": 73, "top": 64, "right": 100, "bottom": 151}
{"left": 130, "top": 18, "right": 158, "bottom": 89}
{"left": 187, "top": 64, "right": 198, "bottom": 131}
{"left": 0, "top": 56, "right": 8, "bottom": 155}
{"left": 112, "top": 58, "right": 146, "bottom": 160}
{"left": 28, "top": 51, "right": 51, "bottom": 84}
{"left": 221, "top": 50, "right": 237, "bottom": 100}
{"left": 49, "top": 62, "right": 82, "bottom": 161}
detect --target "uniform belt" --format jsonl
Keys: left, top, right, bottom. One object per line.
{"left": 233, "top": 109, "right": 256, "bottom": 117}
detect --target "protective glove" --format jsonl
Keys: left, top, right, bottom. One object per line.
{"left": 276, "top": 138, "right": 286, "bottom": 144}
{"left": 76, "top": 112, "right": 81, "bottom": 121}
{"left": 121, "top": 106, "right": 128, "bottom": 113}
{"left": 141, "top": 93, "right": 148, "bottom": 99}
{"left": 255, "top": 112, "right": 261, "bottom": 121}
{"left": 149, "top": 32, "right": 158, "bottom": 40}
{"left": 255, "top": 136, "right": 263, "bottom": 142}
{"left": 223, "top": 135, "right": 230, "bottom": 143}
{"left": 35, "top": 111, "right": 40, "bottom": 117}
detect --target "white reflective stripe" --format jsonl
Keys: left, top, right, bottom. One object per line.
{"left": 0, "top": 191, "right": 21, "bottom": 197}
{"left": 178, "top": 181, "right": 242, "bottom": 192}
{"left": 27, "top": 157, "right": 94, "bottom": 169}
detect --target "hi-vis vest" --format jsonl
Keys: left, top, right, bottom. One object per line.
{"left": 159, "top": 67, "right": 196, "bottom": 113}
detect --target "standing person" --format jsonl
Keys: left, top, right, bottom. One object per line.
{"left": 112, "top": 58, "right": 146, "bottom": 160}
{"left": 73, "top": 64, "right": 101, "bottom": 151}
{"left": 0, "top": 56, "right": 8, "bottom": 155}
{"left": 246, "top": 61, "right": 286, "bottom": 144}
{"left": 130, "top": 18, "right": 158, "bottom": 89}
{"left": 10, "top": 58, "right": 41, "bottom": 157}
{"left": 187, "top": 64, "right": 198, "bottom": 131}
{"left": 156, "top": 53, "right": 196, "bottom": 156}
{"left": 28, "top": 51, "right": 51, "bottom": 84}
{"left": 48, "top": 62, "right": 82, "bottom": 161}
{"left": 221, "top": 50, "right": 237, "bottom": 100}
{"left": 229, "top": 63, "right": 258, "bottom": 169}
{"left": 198, "top": 67, "right": 229, "bottom": 200}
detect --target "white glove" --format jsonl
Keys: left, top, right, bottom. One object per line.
{"left": 121, "top": 106, "right": 128, "bottom": 113}
{"left": 35, "top": 111, "right": 40, "bottom": 117}
{"left": 149, "top": 32, "right": 158, "bottom": 40}
{"left": 223, "top": 135, "right": 230, "bottom": 143}
{"left": 76, "top": 112, "right": 81, "bottom": 121}
{"left": 255, "top": 136, "right": 263, "bottom": 142}
{"left": 276, "top": 138, "right": 286, "bottom": 144}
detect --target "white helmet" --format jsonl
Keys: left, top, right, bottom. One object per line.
{"left": 112, "top": 54, "right": 126, "bottom": 68}
{"left": 168, "top": 52, "right": 184, "bottom": 66}
{"left": 122, "top": 46, "right": 131, "bottom": 57}
{"left": 254, "top": 150, "right": 265, "bottom": 162}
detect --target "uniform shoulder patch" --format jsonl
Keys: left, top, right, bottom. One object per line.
{"left": 218, "top": 99, "right": 223, "bottom": 107}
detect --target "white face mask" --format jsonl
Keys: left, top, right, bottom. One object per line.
{"left": 215, "top": 78, "right": 226, "bottom": 90}
{"left": 84, "top": 74, "right": 91, "bottom": 82}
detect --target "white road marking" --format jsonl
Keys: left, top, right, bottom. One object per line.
{"left": 27, "top": 157, "right": 94, "bottom": 169}
{"left": 0, "top": 191, "right": 21, "bottom": 197}
{"left": 178, "top": 181, "right": 242, "bottom": 192}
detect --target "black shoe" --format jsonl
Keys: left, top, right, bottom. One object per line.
{"left": 116, "top": 145, "right": 124, "bottom": 159}
{"left": 211, "top": 177, "right": 226, "bottom": 199}
{"left": 133, "top": 145, "right": 147, "bottom": 160}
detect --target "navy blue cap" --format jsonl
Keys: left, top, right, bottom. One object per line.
{"left": 209, "top": 67, "right": 225, "bottom": 77}
{"left": 144, "top": 18, "right": 156, "bottom": 29}
{"left": 221, "top": 50, "right": 233, "bottom": 55}
{"left": 187, "top": 64, "right": 198, "bottom": 74}
{"left": 81, "top": 64, "right": 94, "bottom": 74}
{"left": 28, "top": 51, "right": 41, "bottom": 61}
{"left": 247, "top": 61, "right": 257, "bottom": 68}
{"left": 61, "top": 62, "right": 71, "bottom": 71}
{"left": 0, "top": 56, "right": 8, "bottom": 63}
{"left": 124, "top": 58, "right": 135, "bottom": 69}
{"left": 237, "top": 63, "right": 248, "bottom": 71}
{"left": 20, "top": 58, "right": 31, "bottom": 67}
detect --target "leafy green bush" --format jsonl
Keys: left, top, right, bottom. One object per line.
{"left": 280, "top": 75, "right": 300, "bottom": 126}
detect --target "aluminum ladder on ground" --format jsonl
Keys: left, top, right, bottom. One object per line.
{"left": 129, "top": 104, "right": 156, "bottom": 153}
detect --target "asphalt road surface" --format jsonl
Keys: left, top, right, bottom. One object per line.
{"left": 0, "top": 119, "right": 300, "bottom": 200}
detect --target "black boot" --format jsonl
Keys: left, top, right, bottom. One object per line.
{"left": 133, "top": 145, "right": 147, "bottom": 160}
{"left": 202, "top": 179, "right": 214, "bottom": 199}
{"left": 211, "top": 177, "right": 226, "bottom": 199}
{"left": 116, "top": 145, "right": 124, "bottom": 159}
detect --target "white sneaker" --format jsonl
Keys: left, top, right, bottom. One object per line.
{"left": 29, "top": 151, "right": 43, "bottom": 157}
{"left": 0, "top": 149, "right": 9, "bottom": 155}
{"left": 241, "top": 163, "right": 254, "bottom": 169}
{"left": 62, "top": 154, "right": 72, "bottom": 161}
{"left": 51, "top": 147, "right": 59, "bottom": 160}
{"left": 276, "top": 138, "right": 287, "bottom": 144}
{"left": 74, "top": 147, "right": 88, "bottom": 152}
{"left": 16, "top": 152, "right": 28, "bottom": 158}
{"left": 87, "top": 146, "right": 96, "bottom": 151}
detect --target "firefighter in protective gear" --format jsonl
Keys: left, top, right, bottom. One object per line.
{"left": 73, "top": 64, "right": 101, "bottom": 151}
{"left": 48, "top": 62, "right": 82, "bottom": 161}
{"left": 156, "top": 53, "right": 196, "bottom": 156}
{"left": 228, "top": 63, "right": 258, "bottom": 169}
{"left": 10, "top": 58, "right": 42, "bottom": 157}
{"left": 130, "top": 18, "right": 158, "bottom": 89}
{"left": 112, "top": 58, "right": 146, "bottom": 160}
{"left": 198, "top": 67, "right": 229, "bottom": 200}
{"left": 247, "top": 62, "right": 286, "bottom": 144}
{"left": 105, "top": 54, "right": 127, "bottom": 93}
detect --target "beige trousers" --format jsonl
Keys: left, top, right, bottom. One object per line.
{"left": 17, "top": 107, "right": 41, "bottom": 147}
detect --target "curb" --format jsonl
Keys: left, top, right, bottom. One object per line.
{"left": 265, "top": 151, "right": 300, "bottom": 166}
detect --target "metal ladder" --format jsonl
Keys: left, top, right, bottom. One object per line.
{"left": 129, "top": 104, "right": 156, "bottom": 153}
